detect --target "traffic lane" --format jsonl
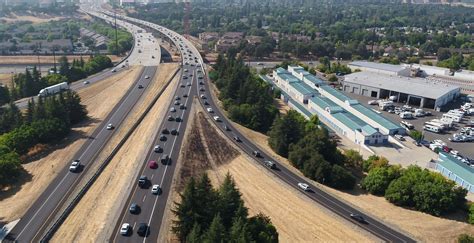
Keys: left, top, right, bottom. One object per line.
{"left": 8, "top": 67, "right": 157, "bottom": 242}
{"left": 114, "top": 69, "right": 196, "bottom": 243}
{"left": 202, "top": 101, "right": 414, "bottom": 242}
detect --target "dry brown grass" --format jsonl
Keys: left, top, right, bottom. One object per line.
{"left": 0, "top": 66, "right": 142, "bottom": 223}
{"left": 51, "top": 64, "right": 179, "bottom": 242}
{"left": 0, "top": 73, "right": 13, "bottom": 88}
{"left": 0, "top": 14, "right": 64, "bottom": 23}
{"left": 0, "top": 55, "right": 121, "bottom": 65}
{"left": 159, "top": 103, "right": 373, "bottom": 243}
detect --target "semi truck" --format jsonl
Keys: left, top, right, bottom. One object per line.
{"left": 38, "top": 82, "right": 69, "bottom": 97}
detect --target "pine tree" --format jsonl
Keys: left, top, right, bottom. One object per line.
{"left": 195, "top": 173, "right": 219, "bottom": 230}
{"left": 25, "top": 98, "right": 35, "bottom": 123}
{"left": 229, "top": 217, "right": 252, "bottom": 243}
{"left": 172, "top": 177, "right": 198, "bottom": 241}
{"left": 203, "top": 214, "right": 226, "bottom": 243}
{"left": 218, "top": 173, "right": 247, "bottom": 229}
{"left": 186, "top": 223, "right": 202, "bottom": 243}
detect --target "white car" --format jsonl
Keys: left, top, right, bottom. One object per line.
{"left": 152, "top": 184, "right": 161, "bottom": 195}
{"left": 69, "top": 159, "right": 80, "bottom": 172}
{"left": 145, "top": 75, "right": 150, "bottom": 79}
{"left": 213, "top": 116, "right": 220, "bottom": 121}
{"left": 298, "top": 183, "right": 310, "bottom": 191}
{"left": 120, "top": 223, "right": 130, "bottom": 235}
{"left": 106, "top": 123, "right": 114, "bottom": 130}
{"left": 207, "top": 107, "right": 214, "bottom": 113}
{"left": 368, "top": 100, "right": 378, "bottom": 105}
{"left": 170, "top": 107, "right": 176, "bottom": 112}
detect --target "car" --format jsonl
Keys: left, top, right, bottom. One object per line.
{"left": 138, "top": 176, "right": 147, "bottom": 188}
{"left": 69, "top": 159, "right": 80, "bottom": 172}
{"left": 223, "top": 124, "right": 230, "bottom": 131}
{"left": 187, "top": 82, "right": 191, "bottom": 86}
{"left": 350, "top": 213, "right": 367, "bottom": 223}
{"left": 170, "top": 107, "right": 176, "bottom": 112}
{"left": 207, "top": 107, "right": 214, "bottom": 113}
{"left": 183, "top": 93, "right": 188, "bottom": 98}
{"left": 367, "top": 100, "right": 378, "bottom": 105}
{"left": 174, "top": 101, "right": 180, "bottom": 105}
{"left": 253, "top": 151, "right": 261, "bottom": 157}
{"left": 199, "top": 81, "right": 204, "bottom": 85}
{"left": 180, "top": 104, "right": 186, "bottom": 110}
{"left": 154, "top": 145, "right": 162, "bottom": 153}
{"left": 175, "top": 116, "right": 182, "bottom": 122}
{"left": 106, "top": 123, "right": 114, "bottom": 130}
{"left": 264, "top": 160, "right": 276, "bottom": 169}
{"left": 213, "top": 116, "right": 220, "bottom": 121}
{"left": 168, "top": 116, "right": 174, "bottom": 121}
{"left": 200, "top": 94, "right": 206, "bottom": 99}
{"left": 298, "top": 182, "right": 310, "bottom": 191}
{"left": 183, "top": 76, "right": 188, "bottom": 79}
{"left": 129, "top": 203, "right": 140, "bottom": 214}
{"left": 181, "top": 83, "right": 186, "bottom": 87}
{"left": 137, "top": 223, "right": 148, "bottom": 236}
{"left": 138, "top": 84, "right": 144, "bottom": 89}
{"left": 83, "top": 81, "right": 90, "bottom": 85}
{"left": 161, "top": 154, "right": 170, "bottom": 165}
{"left": 394, "top": 134, "right": 405, "bottom": 141}
{"left": 200, "top": 87, "right": 205, "bottom": 92}
{"left": 160, "top": 135, "right": 167, "bottom": 141}
{"left": 162, "top": 128, "right": 170, "bottom": 134}
{"left": 204, "top": 101, "right": 209, "bottom": 105}
{"left": 145, "top": 75, "right": 150, "bottom": 79}
{"left": 112, "top": 69, "right": 117, "bottom": 73}
{"left": 175, "top": 96, "right": 180, "bottom": 100}
{"left": 233, "top": 136, "right": 241, "bottom": 142}
{"left": 171, "top": 129, "right": 178, "bottom": 135}
{"left": 151, "top": 184, "right": 161, "bottom": 195}
{"left": 120, "top": 223, "right": 131, "bottom": 236}
{"left": 148, "top": 160, "right": 158, "bottom": 169}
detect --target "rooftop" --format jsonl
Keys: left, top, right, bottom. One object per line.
{"left": 352, "top": 103, "right": 401, "bottom": 130}
{"left": 303, "top": 75, "right": 325, "bottom": 86}
{"left": 438, "top": 152, "right": 474, "bottom": 186}
{"left": 349, "top": 61, "right": 408, "bottom": 73}
{"left": 344, "top": 72, "right": 460, "bottom": 100}
{"left": 290, "top": 81, "right": 315, "bottom": 95}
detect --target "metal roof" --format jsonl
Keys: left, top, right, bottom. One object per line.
{"left": 349, "top": 61, "right": 407, "bottom": 73}
{"left": 319, "top": 85, "right": 352, "bottom": 102}
{"left": 344, "top": 72, "right": 460, "bottom": 100}
{"left": 303, "top": 75, "right": 325, "bottom": 86}
{"left": 276, "top": 73, "right": 299, "bottom": 83}
{"left": 352, "top": 103, "right": 401, "bottom": 130}
{"left": 438, "top": 152, "right": 474, "bottom": 185}
{"left": 290, "top": 81, "right": 315, "bottom": 95}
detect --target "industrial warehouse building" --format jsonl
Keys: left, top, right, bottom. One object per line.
{"left": 343, "top": 71, "right": 461, "bottom": 110}
{"left": 271, "top": 66, "right": 405, "bottom": 147}
{"left": 348, "top": 61, "right": 411, "bottom": 77}
{"left": 436, "top": 152, "right": 474, "bottom": 193}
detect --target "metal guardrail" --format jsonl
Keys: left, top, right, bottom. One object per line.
{"left": 40, "top": 67, "right": 181, "bottom": 242}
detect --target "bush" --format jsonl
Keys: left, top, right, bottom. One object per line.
{"left": 0, "top": 149, "right": 22, "bottom": 186}
{"left": 469, "top": 203, "right": 474, "bottom": 225}
{"left": 458, "top": 234, "right": 474, "bottom": 243}
{"left": 361, "top": 165, "right": 401, "bottom": 195}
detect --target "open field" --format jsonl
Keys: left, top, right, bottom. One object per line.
{"left": 231, "top": 117, "right": 474, "bottom": 242}
{"left": 159, "top": 103, "right": 374, "bottom": 242}
{"left": 51, "top": 64, "right": 179, "bottom": 242}
{"left": 0, "top": 13, "right": 65, "bottom": 23}
{"left": 0, "top": 55, "right": 122, "bottom": 65}
{"left": 0, "top": 73, "right": 13, "bottom": 87}
{"left": 0, "top": 66, "right": 142, "bottom": 223}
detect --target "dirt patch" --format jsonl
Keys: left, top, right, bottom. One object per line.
{"left": 0, "top": 55, "right": 121, "bottom": 65}
{"left": 0, "top": 66, "right": 142, "bottom": 223}
{"left": 0, "top": 73, "right": 13, "bottom": 88}
{"left": 51, "top": 63, "right": 179, "bottom": 242}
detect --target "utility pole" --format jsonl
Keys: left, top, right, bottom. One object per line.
{"left": 114, "top": 10, "right": 119, "bottom": 56}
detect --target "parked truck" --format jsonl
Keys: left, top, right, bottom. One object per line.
{"left": 38, "top": 82, "right": 69, "bottom": 97}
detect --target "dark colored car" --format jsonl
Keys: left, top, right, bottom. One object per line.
{"left": 175, "top": 117, "right": 182, "bottom": 122}
{"left": 171, "top": 129, "right": 178, "bottom": 135}
{"left": 138, "top": 176, "right": 147, "bottom": 188}
{"left": 180, "top": 104, "right": 186, "bottom": 110}
{"left": 350, "top": 213, "right": 367, "bottom": 223}
{"left": 129, "top": 203, "right": 140, "bottom": 214}
{"left": 162, "top": 128, "right": 170, "bottom": 134}
{"left": 168, "top": 116, "right": 174, "bottom": 121}
{"left": 253, "top": 151, "right": 261, "bottom": 157}
{"left": 233, "top": 136, "right": 241, "bottom": 142}
{"left": 160, "top": 135, "right": 167, "bottom": 141}
{"left": 137, "top": 223, "right": 148, "bottom": 236}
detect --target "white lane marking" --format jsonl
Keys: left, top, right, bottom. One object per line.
{"left": 143, "top": 195, "right": 147, "bottom": 202}
{"left": 133, "top": 222, "right": 136, "bottom": 230}
{"left": 151, "top": 174, "right": 154, "bottom": 180}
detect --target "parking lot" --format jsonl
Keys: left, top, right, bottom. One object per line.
{"left": 344, "top": 92, "right": 474, "bottom": 160}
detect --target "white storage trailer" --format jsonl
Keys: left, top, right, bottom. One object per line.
{"left": 38, "top": 82, "right": 69, "bottom": 97}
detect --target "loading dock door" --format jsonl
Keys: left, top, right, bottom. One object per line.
{"left": 352, "top": 87, "right": 359, "bottom": 94}
{"left": 362, "top": 89, "right": 368, "bottom": 96}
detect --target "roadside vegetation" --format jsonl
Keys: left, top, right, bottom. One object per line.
{"left": 89, "top": 23, "right": 133, "bottom": 55}
{"left": 0, "top": 90, "right": 87, "bottom": 187}
{"left": 0, "top": 55, "right": 112, "bottom": 104}
{"left": 210, "top": 53, "right": 278, "bottom": 133}
{"left": 360, "top": 155, "right": 469, "bottom": 217}
{"left": 173, "top": 173, "right": 278, "bottom": 242}
{"left": 458, "top": 234, "right": 474, "bottom": 243}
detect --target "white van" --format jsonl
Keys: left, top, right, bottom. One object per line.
{"left": 400, "top": 112, "right": 413, "bottom": 119}
{"left": 424, "top": 121, "right": 446, "bottom": 130}
{"left": 442, "top": 113, "right": 462, "bottom": 122}
{"left": 424, "top": 124, "right": 441, "bottom": 133}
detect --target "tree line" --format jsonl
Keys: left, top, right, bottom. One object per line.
{"left": 0, "top": 55, "right": 113, "bottom": 105}
{"left": 360, "top": 155, "right": 468, "bottom": 217}
{"left": 0, "top": 91, "right": 87, "bottom": 187}
{"left": 173, "top": 173, "right": 278, "bottom": 242}
{"left": 268, "top": 110, "right": 356, "bottom": 190}
{"left": 210, "top": 53, "right": 278, "bottom": 133}
{"left": 90, "top": 22, "right": 133, "bottom": 55}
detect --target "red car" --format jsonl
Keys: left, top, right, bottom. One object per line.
{"left": 148, "top": 160, "right": 158, "bottom": 169}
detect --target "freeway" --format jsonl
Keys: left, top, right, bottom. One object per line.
{"left": 4, "top": 10, "right": 163, "bottom": 242}
{"left": 106, "top": 10, "right": 416, "bottom": 243}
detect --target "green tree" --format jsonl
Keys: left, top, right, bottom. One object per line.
{"left": 361, "top": 165, "right": 402, "bottom": 195}
{"left": 247, "top": 213, "right": 278, "bottom": 243}
{"left": 409, "top": 130, "right": 423, "bottom": 142}
{"left": 344, "top": 149, "right": 363, "bottom": 168}
{"left": 0, "top": 148, "right": 22, "bottom": 186}
{"left": 458, "top": 234, "right": 474, "bottom": 243}
{"left": 186, "top": 223, "right": 203, "bottom": 243}
{"left": 203, "top": 214, "right": 227, "bottom": 243}
{"left": 218, "top": 173, "right": 248, "bottom": 229}
{"left": 268, "top": 110, "right": 306, "bottom": 157}
{"left": 469, "top": 203, "right": 474, "bottom": 225}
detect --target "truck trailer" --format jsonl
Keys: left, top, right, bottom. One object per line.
{"left": 38, "top": 82, "right": 69, "bottom": 97}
